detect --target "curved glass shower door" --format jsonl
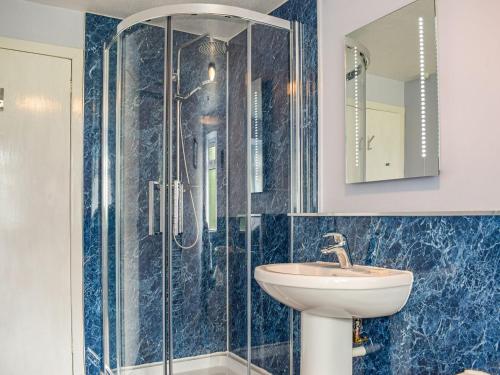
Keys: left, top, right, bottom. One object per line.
{"left": 102, "top": 5, "right": 300, "bottom": 375}
{"left": 167, "top": 15, "right": 294, "bottom": 375}
{"left": 118, "top": 22, "right": 166, "bottom": 370}
{"left": 169, "top": 15, "right": 238, "bottom": 368}
{"left": 103, "top": 21, "right": 168, "bottom": 375}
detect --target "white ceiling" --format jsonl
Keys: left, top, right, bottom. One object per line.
{"left": 26, "top": 0, "right": 288, "bottom": 40}
{"left": 25, "top": 0, "right": 287, "bottom": 20}
{"left": 347, "top": 0, "right": 437, "bottom": 82}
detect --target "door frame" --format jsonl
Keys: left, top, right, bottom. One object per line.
{"left": 0, "top": 36, "right": 84, "bottom": 375}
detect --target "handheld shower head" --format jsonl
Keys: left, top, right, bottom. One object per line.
{"left": 175, "top": 80, "right": 216, "bottom": 101}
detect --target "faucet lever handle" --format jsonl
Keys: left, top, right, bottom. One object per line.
{"left": 323, "top": 232, "right": 347, "bottom": 247}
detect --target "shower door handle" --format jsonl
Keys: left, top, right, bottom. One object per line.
{"left": 148, "top": 181, "right": 163, "bottom": 235}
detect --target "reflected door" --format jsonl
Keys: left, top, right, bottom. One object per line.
{"left": 365, "top": 106, "right": 405, "bottom": 181}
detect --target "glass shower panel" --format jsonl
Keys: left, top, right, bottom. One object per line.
{"left": 116, "top": 22, "right": 166, "bottom": 372}
{"left": 227, "top": 24, "right": 250, "bottom": 368}
{"left": 249, "top": 24, "right": 292, "bottom": 375}
{"left": 169, "top": 15, "right": 227, "bottom": 367}
{"left": 104, "top": 9, "right": 297, "bottom": 375}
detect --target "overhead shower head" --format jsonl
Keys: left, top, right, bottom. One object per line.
{"left": 174, "top": 34, "right": 224, "bottom": 101}
{"left": 198, "top": 37, "right": 227, "bottom": 57}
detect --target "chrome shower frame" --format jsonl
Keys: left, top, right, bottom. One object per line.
{"left": 101, "top": 4, "right": 307, "bottom": 375}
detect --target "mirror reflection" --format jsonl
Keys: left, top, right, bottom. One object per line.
{"left": 345, "top": 0, "right": 439, "bottom": 183}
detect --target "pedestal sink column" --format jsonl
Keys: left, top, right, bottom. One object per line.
{"left": 301, "top": 313, "right": 352, "bottom": 375}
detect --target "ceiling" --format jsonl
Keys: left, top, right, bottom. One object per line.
{"left": 26, "top": 0, "right": 287, "bottom": 20}
{"left": 26, "top": 0, "right": 288, "bottom": 40}
{"left": 347, "top": 0, "right": 437, "bottom": 82}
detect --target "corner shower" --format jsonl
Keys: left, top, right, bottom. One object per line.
{"left": 101, "top": 4, "right": 304, "bottom": 375}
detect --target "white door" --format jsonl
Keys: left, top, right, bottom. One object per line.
{"left": 0, "top": 47, "right": 74, "bottom": 374}
{"left": 345, "top": 105, "right": 365, "bottom": 182}
{"left": 366, "top": 107, "right": 405, "bottom": 181}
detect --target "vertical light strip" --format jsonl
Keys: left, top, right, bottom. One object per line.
{"left": 354, "top": 47, "right": 360, "bottom": 167}
{"left": 419, "top": 16, "right": 427, "bottom": 158}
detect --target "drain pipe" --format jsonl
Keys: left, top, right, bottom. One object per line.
{"left": 352, "top": 318, "right": 382, "bottom": 357}
{"left": 352, "top": 343, "right": 383, "bottom": 357}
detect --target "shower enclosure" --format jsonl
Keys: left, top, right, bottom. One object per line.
{"left": 102, "top": 4, "right": 304, "bottom": 375}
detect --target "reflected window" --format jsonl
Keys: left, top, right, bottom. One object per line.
{"left": 251, "top": 78, "right": 264, "bottom": 193}
{"left": 206, "top": 131, "right": 217, "bottom": 231}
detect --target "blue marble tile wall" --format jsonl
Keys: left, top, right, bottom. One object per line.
{"left": 119, "top": 22, "right": 165, "bottom": 367}
{"left": 291, "top": 215, "right": 500, "bottom": 374}
{"left": 250, "top": 214, "right": 291, "bottom": 375}
{"left": 83, "top": 13, "right": 119, "bottom": 375}
{"left": 86, "top": 17, "right": 230, "bottom": 372}
{"left": 84, "top": 0, "right": 319, "bottom": 372}
{"left": 86, "top": 14, "right": 167, "bottom": 369}
{"left": 226, "top": 0, "right": 320, "bottom": 372}
{"left": 272, "top": 0, "right": 318, "bottom": 212}
{"left": 84, "top": 12, "right": 231, "bottom": 373}
{"left": 227, "top": 28, "right": 249, "bottom": 362}
{"left": 227, "top": 23, "right": 292, "bottom": 373}
{"left": 250, "top": 23, "right": 292, "bottom": 375}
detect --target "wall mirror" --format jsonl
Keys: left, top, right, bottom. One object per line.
{"left": 345, "top": 0, "right": 439, "bottom": 184}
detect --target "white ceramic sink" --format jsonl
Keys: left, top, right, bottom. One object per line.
{"left": 254, "top": 262, "right": 413, "bottom": 375}
{"left": 254, "top": 262, "right": 413, "bottom": 319}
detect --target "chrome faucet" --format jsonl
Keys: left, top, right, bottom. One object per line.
{"left": 321, "top": 233, "right": 353, "bottom": 269}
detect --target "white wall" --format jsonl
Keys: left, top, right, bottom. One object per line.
{"left": 318, "top": 0, "right": 500, "bottom": 213}
{"left": 0, "top": 0, "right": 84, "bottom": 49}
{"left": 366, "top": 74, "right": 405, "bottom": 107}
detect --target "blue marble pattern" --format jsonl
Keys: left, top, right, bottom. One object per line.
{"left": 170, "top": 29, "right": 228, "bottom": 359}
{"left": 119, "top": 22, "right": 165, "bottom": 367}
{"left": 250, "top": 215, "right": 291, "bottom": 375}
{"left": 249, "top": 23, "right": 292, "bottom": 375}
{"left": 226, "top": 21, "right": 294, "bottom": 374}
{"left": 84, "top": 0, "right": 319, "bottom": 372}
{"left": 84, "top": 8, "right": 500, "bottom": 375}
{"left": 239, "top": 0, "right": 320, "bottom": 370}
{"left": 227, "top": 29, "right": 249, "bottom": 362}
{"left": 272, "top": 0, "right": 318, "bottom": 212}
{"left": 83, "top": 13, "right": 120, "bottom": 375}
{"left": 291, "top": 215, "right": 500, "bottom": 375}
